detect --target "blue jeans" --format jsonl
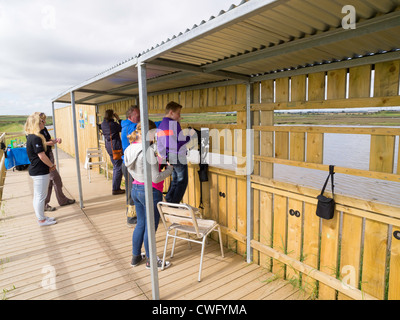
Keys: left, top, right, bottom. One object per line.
{"left": 166, "top": 162, "right": 188, "bottom": 204}
{"left": 110, "top": 158, "right": 123, "bottom": 191}
{"left": 131, "top": 184, "right": 162, "bottom": 257}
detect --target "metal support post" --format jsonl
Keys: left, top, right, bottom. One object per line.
{"left": 137, "top": 62, "right": 160, "bottom": 300}
{"left": 70, "top": 91, "right": 84, "bottom": 209}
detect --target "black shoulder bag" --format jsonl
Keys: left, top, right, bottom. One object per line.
{"left": 316, "top": 165, "right": 335, "bottom": 220}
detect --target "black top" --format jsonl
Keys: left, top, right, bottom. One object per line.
{"left": 41, "top": 127, "right": 51, "bottom": 142}
{"left": 101, "top": 119, "right": 122, "bottom": 157}
{"left": 26, "top": 134, "right": 50, "bottom": 176}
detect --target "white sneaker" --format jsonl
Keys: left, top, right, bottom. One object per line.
{"left": 38, "top": 219, "right": 57, "bottom": 226}
{"left": 46, "top": 216, "right": 56, "bottom": 222}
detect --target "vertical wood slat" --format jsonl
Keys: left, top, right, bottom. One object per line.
{"left": 318, "top": 212, "right": 340, "bottom": 300}
{"left": 199, "top": 88, "right": 208, "bottom": 107}
{"left": 272, "top": 194, "right": 287, "bottom": 277}
{"left": 388, "top": 226, "right": 400, "bottom": 300}
{"left": 253, "top": 188, "right": 260, "bottom": 265}
{"left": 208, "top": 87, "right": 216, "bottom": 106}
{"left": 236, "top": 111, "right": 247, "bottom": 162}
{"left": 327, "top": 69, "right": 347, "bottom": 100}
{"left": 275, "top": 77, "right": 289, "bottom": 103}
{"left": 275, "top": 132, "right": 289, "bottom": 159}
{"left": 218, "top": 175, "right": 228, "bottom": 246}
{"left": 306, "top": 133, "right": 324, "bottom": 164}
{"left": 253, "top": 82, "right": 261, "bottom": 176}
{"left": 217, "top": 86, "right": 226, "bottom": 106}
{"left": 226, "top": 85, "right": 236, "bottom": 105}
{"left": 308, "top": 72, "right": 325, "bottom": 101}
{"left": 259, "top": 190, "right": 273, "bottom": 271}
{"left": 227, "top": 176, "right": 238, "bottom": 252}
{"left": 370, "top": 135, "right": 396, "bottom": 173}
{"left": 261, "top": 80, "right": 274, "bottom": 103}
{"left": 201, "top": 176, "right": 210, "bottom": 219}
{"left": 260, "top": 111, "right": 273, "bottom": 177}
{"left": 237, "top": 179, "right": 247, "bottom": 256}
{"left": 374, "top": 60, "right": 400, "bottom": 97}
{"left": 286, "top": 199, "right": 303, "bottom": 282}
{"left": 338, "top": 213, "right": 363, "bottom": 300}
{"left": 362, "top": 220, "right": 388, "bottom": 300}
{"left": 260, "top": 79, "right": 274, "bottom": 178}
{"left": 192, "top": 90, "right": 200, "bottom": 108}
{"left": 290, "top": 132, "right": 306, "bottom": 161}
{"left": 185, "top": 91, "right": 193, "bottom": 109}
{"left": 190, "top": 166, "right": 197, "bottom": 207}
{"left": 209, "top": 173, "right": 218, "bottom": 223}
{"left": 349, "top": 65, "right": 372, "bottom": 98}
{"left": 237, "top": 85, "right": 247, "bottom": 172}
{"left": 302, "top": 203, "right": 320, "bottom": 296}
{"left": 291, "top": 74, "right": 307, "bottom": 102}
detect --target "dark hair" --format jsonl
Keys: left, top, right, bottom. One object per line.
{"left": 104, "top": 109, "right": 114, "bottom": 121}
{"left": 165, "top": 101, "right": 182, "bottom": 114}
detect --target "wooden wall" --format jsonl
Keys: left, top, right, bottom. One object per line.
{"left": 250, "top": 59, "right": 400, "bottom": 300}
{"left": 54, "top": 104, "right": 99, "bottom": 164}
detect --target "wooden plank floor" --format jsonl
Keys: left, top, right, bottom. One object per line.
{"left": 0, "top": 151, "right": 309, "bottom": 300}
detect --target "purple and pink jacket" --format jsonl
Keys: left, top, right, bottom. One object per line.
{"left": 157, "top": 117, "right": 191, "bottom": 161}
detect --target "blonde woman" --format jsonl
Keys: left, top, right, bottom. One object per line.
{"left": 39, "top": 113, "right": 75, "bottom": 211}
{"left": 124, "top": 120, "right": 173, "bottom": 269}
{"left": 25, "top": 113, "right": 57, "bottom": 226}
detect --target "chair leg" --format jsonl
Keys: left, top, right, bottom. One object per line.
{"left": 171, "top": 229, "right": 178, "bottom": 258}
{"left": 198, "top": 236, "right": 207, "bottom": 282}
{"left": 187, "top": 233, "right": 192, "bottom": 249}
{"left": 217, "top": 226, "right": 224, "bottom": 258}
{"left": 162, "top": 233, "right": 169, "bottom": 271}
{"left": 88, "top": 166, "right": 91, "bottom": 183}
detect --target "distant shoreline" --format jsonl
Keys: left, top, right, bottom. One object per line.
{"left": 1, "top": 111, "right": 399, "bottom": 131}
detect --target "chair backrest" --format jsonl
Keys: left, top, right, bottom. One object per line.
{"left": 86, "top": 148, "right": 105, "bottom": 162}
{"left": 157, "top": 202, "right": 201, "bottom": 237}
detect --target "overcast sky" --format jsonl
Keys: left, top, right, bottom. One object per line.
{"left": 0, "top": 0, "right": 242, "bottom": 116}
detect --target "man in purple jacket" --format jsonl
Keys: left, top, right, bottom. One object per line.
{"left": 157, "top": 101, "right": 193, "bottom": 204}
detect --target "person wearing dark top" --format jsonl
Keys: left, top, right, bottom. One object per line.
{"left": 100, "top": 109, "right": 124, "bottom": 195}
{"left": 25, "top": 113, "right": 57, "bottom": 226}
{"left": 121, "top": 105, "right": 140, "bottom": 226}
{"left": 39, "top": 113, "right": 75, "bottom": 211}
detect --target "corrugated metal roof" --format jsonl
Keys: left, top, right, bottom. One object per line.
{"left": 53, "top": 0, "right": 400, "bottom": 105}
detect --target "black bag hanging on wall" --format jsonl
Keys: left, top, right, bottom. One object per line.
{"left": 316, "top": 165, "right": 335, "bottom": 220}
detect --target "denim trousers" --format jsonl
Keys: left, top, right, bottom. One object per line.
{"left": 31, "top": 174, "right": 50, "bottom": 221}
{"left": 121, "top": 162, "right": 136, "bottom": 224}
{"left": 131, "top": 184, "right": 162, "bottom": 257}
{"left": 110, "top": 157, "right": 123, "bottom": 191}
{"left": 165, "top": 162, "right": 188, "bottom": 204}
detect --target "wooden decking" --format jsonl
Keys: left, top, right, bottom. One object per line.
{"left": 0, "top": 151, "right": 308, "bottom": 300}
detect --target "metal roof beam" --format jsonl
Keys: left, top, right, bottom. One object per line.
{"left": 250, "top": 50, "right": 400, "bottom": 82}
{"left": 203, "top": 10, "right": 400, "bottom": 73}
{"left": 149, "top": 58, "right": 250, "bottom": 81}
{"left": 76, "top": 89, "right": 135, "bottom": 98}
{"left": 75, "top": 71, "right": 197, "bottom": 104}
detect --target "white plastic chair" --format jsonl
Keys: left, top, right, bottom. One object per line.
{"left": 84, "top": 148, "right": 109, "bottom": 183}
{"left": 157, "top": 201, "right": 224, "bottom": 282}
